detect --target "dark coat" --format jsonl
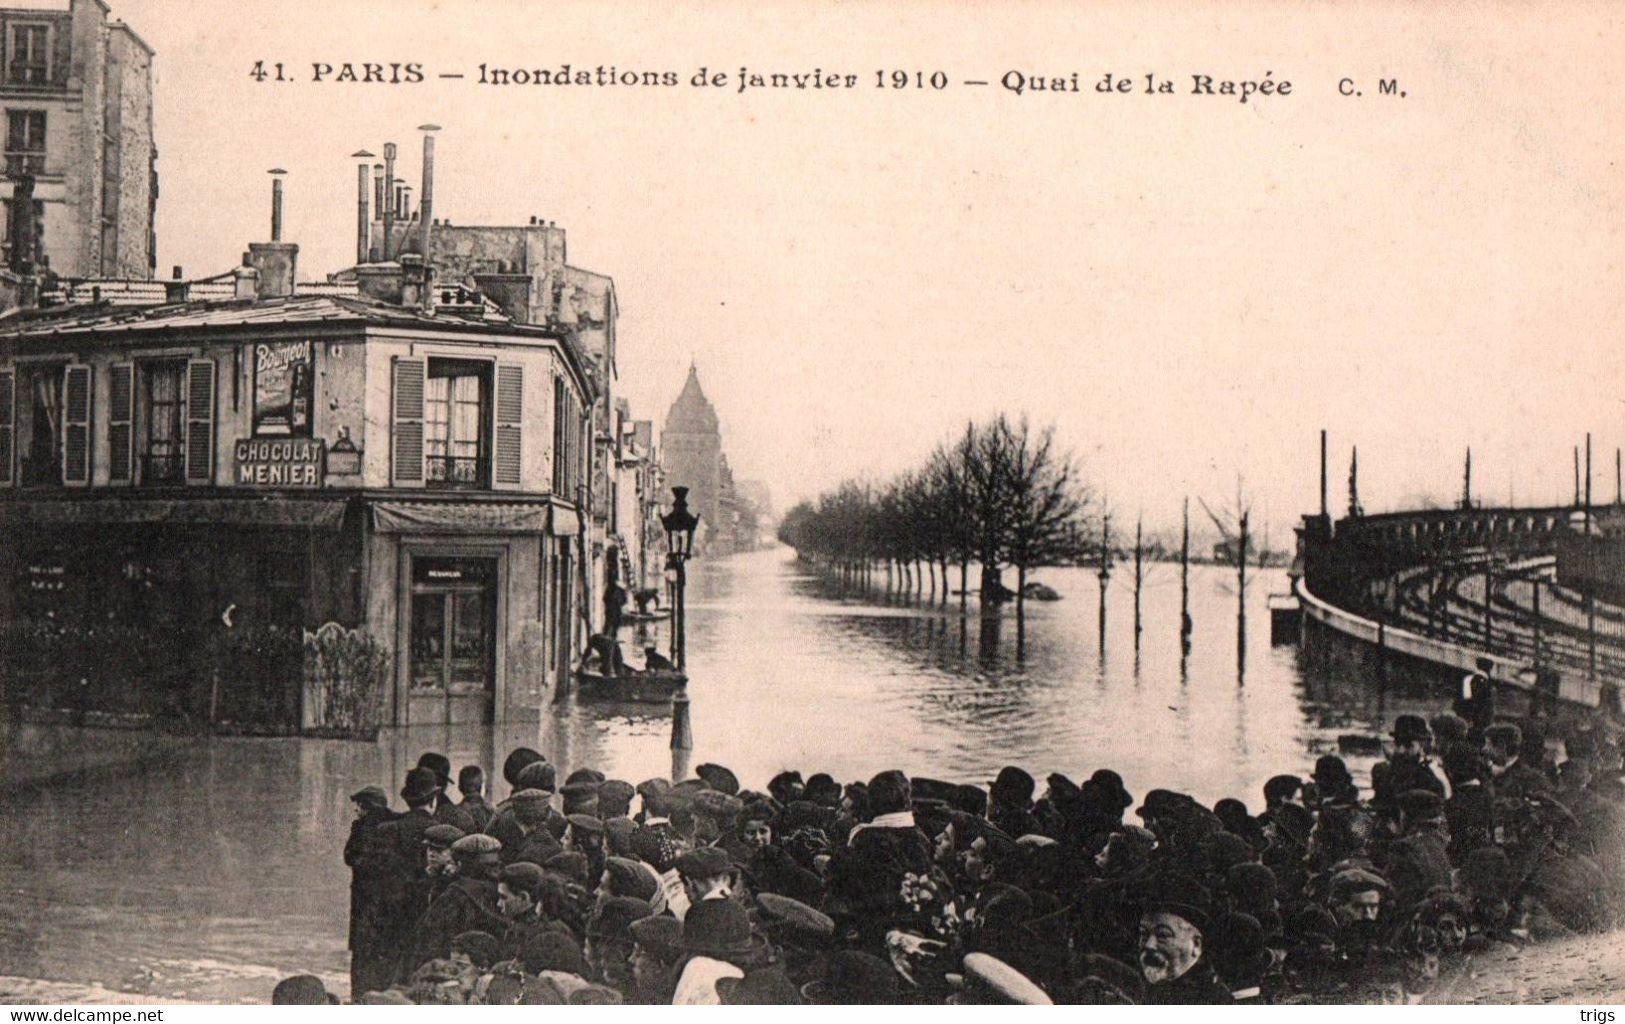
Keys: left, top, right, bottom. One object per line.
{"left": 433, "top": 795, "right": 479, "bottom": 835}
{"left": 1371, "top": 758, "right": 1445, "bottom": 816}
{"left": 410, "top": 875, "right": 508, "bottom": 971}
{"left": 1145, "top": 962, "right": 1234, "bottom": 1004}
{"left": 459, "top": 795, "right": 495, "bottom": 833}
{"left": 1445, "top": 781, "right": 1496, "bottom": 859}
{"left": 1382, "top": 826, "right": 1453, "bottom": 913}
{"left": 509, "top": 827, "right": 565, "bottom": 869}
{"left": 824, "top": 824, "right": 933, "bottom": 950}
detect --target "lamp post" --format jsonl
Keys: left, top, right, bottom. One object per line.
{"left": 660, "top": 486, "right": 700, "bottom": 671}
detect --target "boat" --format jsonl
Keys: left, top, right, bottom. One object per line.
{"left": 622, "top": 608, "right": 673, "bottom": 624}
{"left": 576, "top": 667, "right": 688, "bottom": 704}
{"left": 1022, "top": 582, "right": 1062, "bottom": 602}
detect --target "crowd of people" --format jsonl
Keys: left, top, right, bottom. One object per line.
{"left": 271, "top": 705, "right": 1625, "bottom": 1005}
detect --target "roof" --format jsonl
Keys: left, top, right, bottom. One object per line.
{"left": 663, "top": 364, "right": 719, "bottom": 436}
{"left": 0, "top": 292, "right": 560, "bottom": 341}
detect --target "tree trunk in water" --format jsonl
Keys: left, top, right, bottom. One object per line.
{"left": 980, "top": 564, "right": 1006, "bottom": 603}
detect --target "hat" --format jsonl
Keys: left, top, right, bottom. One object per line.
{"left": 1136, "top": 788, "right": 1190, "bottom": 822}
{"left": 1431, "top": 712, "right": 1469, "bottom": 746}
{"left": 1086, "top": 769, "right": 1134, "bottom": 811}
{"left": 1141, "top": 872, "right": 1211, "bottom": 932}
{"left": 1045, "top": 772, "right": 1084, "bottom": 808}
{"left": 1226, "top": 862, "right": 1279, "bottom": 910}
{"left": 804, "top": 772, "right": 842, "bottom": 805}
{"left": 801, "top": 951, "right": 899, "bottom": 1004}
{"left": 1288, "top": 904, "right": 1339, "bottom": 944}
{"left": 519, "top": 932, "right": 590, "bottom": 977}
{"left": 500, "top": 862, "right": 546, "bottom": 898}
{"left": 516, "top": 761, "right": 557, "bottom": 794}
{"left": 718, "top": 970, "right": 802, "bottom": 1005}
{"left": 766, "top": 770, "right": 805, "bottom": 803}
{"left": 451, "top": 930, "right": 502, "bottom": 968}
{"left": 1399, "top": 789, "right": 1444, "bottom": 823}
{"left": 271, "top": 975, "right": 337, "bottom": 1005}
{"left": 990, "top": 766, "right": 1036, "bottom": 805}
{"left": 681, "top": 898, "right": 757, "bottom": 959}
{"left": 602, "top": 856, "right": 660, "bottom": 901}
{"left": 416, "top": 752, "right": 453, "bottom": 787}
{"left": 401, "top": 767, "right": 441, "bottom": 804}
{"left": 909, "top": 776, "right": 958, "bottom": 804}
{"left": 513, "top": 789, "right": 552, "bottom": 827}
{"left": 962, "top": 952, "right": 1053, "bottom": 1005}
{"left": 1200, "top": 831, "right": 1255, "bottom": 874}
{"left": 951, "top": 784, "right": 989, "bottom": 816}
{"left": 636, "top": 777, "right": 673, "bottom": 801}
{"left": 696, "top": 763, "right": 741, "bottom": 796}
{"left": 588, "top": 895, "right": 654, "bottom": 942}
{"left": 451, "top": 833, "right": 503, "bottom": 859}
{"left": 692, "top": 790, "right": 744, "bottom": 821}
{"left": 422, "top": 824, "right": 466, "bottom": 849}
{"left": 1329, "top": 867, "right": 1390, "bottom": 904}
{"left": 559, "top": 780, "right": 601, "bottom": 804}
{"left": 674, "top": 845, "right": 733, "bottom": 881}
{"left": 1271, "top": 802, "right": 1315, "bottom": 843}
{"left": 1263, "top": 774, "right": 1303, "bottom": 805}
{"left": 566, "top": 813, "right": 605, "bottom": 836}
{"left": 756, "top": 892, "right": 835, "bottom": 945}
{"left": 503, "top": 747, "right": 545, "bottom": 789}
{"left": 629, "top": 913, "right": 684, "bottom": 959}
{"left": 1313, "top": 754, "right": 1354, "bottom": 787}
{"left": 565, "top": 767, "right": 606, "bottom": 787}
{"left": 544, "top": 851, "right": 590, "bottom": 885}
{"left": 1391, "top": 714, "right": 1432, "bottom": 745}
{"left": 598, "top": 780, "right": 635, "bottom": 812}
{"left": 350, "top": 785, "right": 388, "bottom": 808}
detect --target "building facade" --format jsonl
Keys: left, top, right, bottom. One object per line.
{"left": 661, "top": 364, "right": 757, "bottom": 556}
{"left": 0, "top": 0, "right": 156, "bottom": 280}
{"left": 0, "top": 261, "right": 594, "bottom": 734}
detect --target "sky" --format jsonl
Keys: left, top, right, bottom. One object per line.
{"left": 97, "top": 0, "right": 1625, "bottom": 534}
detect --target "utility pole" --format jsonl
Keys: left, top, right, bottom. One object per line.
{"left": 1180, "top": 497, "right": 1192, "bottom": 644}
{"left": 1133, "top": 515, "right": 1144, "bottom": 645}
{"left": 1098, "top": 513, "right": 1112, "bottom": 650}
{"left": 1463, "top": 448, "right": 1472, "bottom": 509}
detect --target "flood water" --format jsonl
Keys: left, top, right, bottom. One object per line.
{"left": 0, "top": 546, "right": 1435, "bottom": 1001}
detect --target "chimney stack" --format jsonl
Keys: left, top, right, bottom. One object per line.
{"left": 418, "top": 125, "right": 439, "bottom": 262}
{"left": 399, "top": 184, "right": 412, "bottom": 222}
{"left": 353, "top": 150, "right": 374, "bottom": 265}
{"left": 269, "top": 167, "right": 287, "bottom": 242}
{"left": 382, "top": 142, "right": 397, "bottom": 260}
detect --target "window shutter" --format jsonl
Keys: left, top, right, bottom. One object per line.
{"left": 494, "top": 363, "right": 523, "bottom": 489}
{"left": 0, "top": 367, "right": 13, "bottom": 486}
{"left": 62, "top": 363, "right": 91, "bottom": 485}
{"left": 108, "top": 362, "right": 133, "bottom": 483}
{"left": 391, "top": 357, "right": 425, "bottom": 485}
{"left": 185, "top": 358, "right": 216, "bottom": 484}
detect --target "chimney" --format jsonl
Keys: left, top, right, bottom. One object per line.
{"left": 247, "top": 169, "right": 298, "bottom": 298}
{"left": 418, "top": 125, "right": 439, "bottom": 262}
{"left": 399, "top": 184, "right": 412, "bottom": 223}
{"left": 399, "top": 252, "right": 431, "bottom": 310}
{"left": 382, "top": 142, "right": 397, "bottom": 259}
{"left": 269, "top": 167, "right": 287, "bottom": 241}
{"left": 372, "top": 163, "right": 385, "bottom": 226}
{"left": 352, "top": 149, "right": 374, "bottom": 265}
{"left": 233, "top": 257, "right": 259, "bottom": 300}
{"left": 164, "top": 265, "right": 189, "bottom": 303}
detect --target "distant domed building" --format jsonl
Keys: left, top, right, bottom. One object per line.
{"left": 661, "top": 365, "right": 749, "bottom": 555}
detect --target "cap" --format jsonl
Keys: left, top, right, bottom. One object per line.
{"left": 516, "top": 761, "right": 557, "bottom": 793}
{"left": 963, "top": 952, "right": 1053, "bottom": 1005}
{"left": 566, "top": 813, "right": 605, "bottom": 835}
{"left": 629, "top": 913, "right": 684, "bottom": 959}
{"left": 450, "top": 833, "right": 503, "bottom": 858}
{"left": 756, "top": 892, "right": 834, "bottom": 944}
{"left": 350, "top": 785, "right": 388, "bottom": 807}
{"left": 674, "top": 845, "right": 732, "bottom": 881}
{"left": 422, "top": 824, "right": 466, "bottom": 849}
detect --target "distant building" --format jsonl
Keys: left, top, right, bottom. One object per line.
{"left": 0, "top": 0, "right": 156, "bottom": 280}
{"left": 661, "top": 364, "right": 750, "bottom": 556}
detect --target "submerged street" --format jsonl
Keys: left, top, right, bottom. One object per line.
{"left": 3, "top": 548, "right": 1451, "bottom": 1000}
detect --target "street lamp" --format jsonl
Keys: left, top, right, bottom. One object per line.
{"left": 660, "top": 486, "right": 700, "bottom": 670}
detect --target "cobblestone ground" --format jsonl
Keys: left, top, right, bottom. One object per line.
{"left": 1443, "top": 931, "right": 1625, "bottom": 1004}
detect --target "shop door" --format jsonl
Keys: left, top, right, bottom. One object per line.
{"left": 409, "top": 557, "right": 496, "bottom": 724}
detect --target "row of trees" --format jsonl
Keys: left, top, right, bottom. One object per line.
{"left": 777, "top": 415, "right": 1095, "bottom": 618}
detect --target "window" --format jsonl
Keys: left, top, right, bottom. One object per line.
{"left": 552, "top": 377, "right": 580, "bottom": 497}
{"left": 5, "top": 110, "right": 44, "bottom": 176}
{"left": 143, "top": 361, "right": 185, "bottom": 484}
{"left": 424, "top": 359, "right": 489, "bottom": 487}
{"left": 7, "top": 25, "right": 49, "bottom": 86}
{"left": 16, "top": 362, "right": 62, "bottom": 486}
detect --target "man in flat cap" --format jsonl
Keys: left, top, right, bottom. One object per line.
{"left": 418, "top": 823, "right": 466, "bottom": 908}
{"left": 410, "top": 833, "right": 508, "bottom": 973}
{"left": 1136, "top": 877, "right": 1231, "bottom": 1003}
{"left": 565, "top": 813, "right": 607, "bottom": 888}
{"left": 675, "top": 845, "right": 735, "bottom": 904}
{"left": 585, "top": 895, "right": 654, "bottom": 997}
{"left": 1327, "top": 866, "right": 1391, "bottom": 960}
{"left": 506, "top": 789, "right": 564, "bottom": 867}
{"left": 629, "top": 913, "right": 685, "bottom": 1004}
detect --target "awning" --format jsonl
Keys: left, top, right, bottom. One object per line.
{"left": 370, "top": 500, "right": 553, "bottom": 535}
{"left": 1, "top": 496, "right": 349, "bottom": 529}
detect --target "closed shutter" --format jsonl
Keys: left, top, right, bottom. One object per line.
{"left": 62, "top": 363, "right": 92, "bottom": 486}
{"left": 108, "top": 362, "right": 134, "bottom": 483}
{"left": 391, "top": 357, "right": 425, "bottom": 485}
{"left": 184, "top": 358, "right": 216, "bottom": 484}
{"left": 494, "top": 363, "right": 523, "bottom": 489}
{"left": 0, "top": 367, "right": 13, "bottom": 485}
